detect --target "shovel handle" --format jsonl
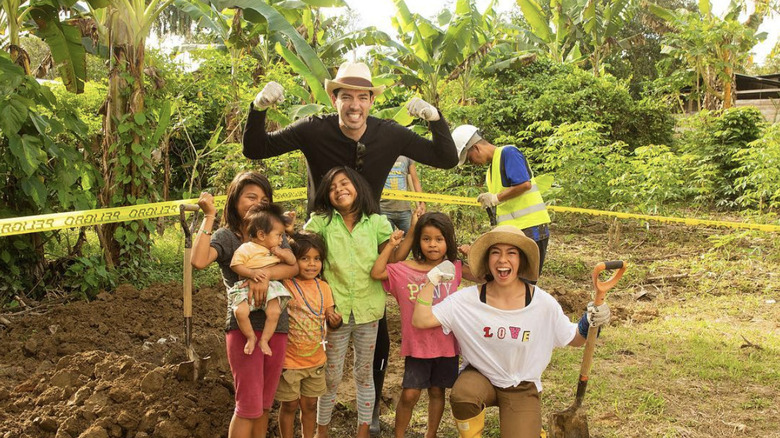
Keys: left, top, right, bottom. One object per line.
{"left": 591, "top": 260, "right": 626, "bottom": 305}
{"left": 574, "top": 261, "right": 627, "bottom": 406}
{"left": 179, "top": 204, "right": 200, "bottom": 248}
{"left": 180, "top": 204, "right": 199, "bottom": 323}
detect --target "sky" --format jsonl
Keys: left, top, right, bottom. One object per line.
{"left": 327, "top": 0, "right": 779, "bottom": 66}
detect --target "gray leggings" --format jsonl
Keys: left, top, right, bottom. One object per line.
{"left": 316, "top": 314, "right": 379, "bottom": 426}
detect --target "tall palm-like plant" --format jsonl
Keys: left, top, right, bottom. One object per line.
{"left": 376, "top": 0, "right": 496, "bottom": 107}
{"left": 91, "top": 0, "right": 173, "bottom": 266}
{"left": 2, "top": 0, "right": 94, "bottom": 90}
{"left": 173, "top": 1, "right": 256, "bottom": 140}
{"left": 580, "top": 0, "right": 637, "bottom": 75}
{"left": 650, "top": 0, "right": 768, "bottom": 109}
{"left": 514, "top": 0, "right": 637, "bottom": 75}
{"left": 176, "top": 0, "right": 343, "bottom": 129}
{"left": 1, "top": 0, "right": 31, "bottom": 73}
{"left": 515, "top": 0, "right": 584, "bottom": 63}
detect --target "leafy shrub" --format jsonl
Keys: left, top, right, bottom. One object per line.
{"left": 207, "top": 143, "right": 308, "bottom": 193}
{"left": 676, "top": 107, "right": 765, "bottom": 208}
{"left": 50, "top": 81, "right": 106, "bottom": 140}
{"left": 439, "top": 58, "right": 674, "bottom": 150}
{"left": 609, "top": 144, "right": 697, "bottom": 212}
{"left": 733, "top": 123, "right": 780, "bottom": 212}
{"left": 180, "top": 52, "right": 305, "bottom": 196}
{"left": 63, "top": 254, "right": 116, "bottom": 300}
{"left": 415, "top": 162, "right": 491, "bottom": 243}
{"left": 0, "top": 51, "right": 96, "bottom": 302}
{"left": 529, "top": 121, "right": 631, "bottom": 209}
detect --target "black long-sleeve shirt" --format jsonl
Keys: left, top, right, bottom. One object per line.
{"left": 242, "top": 108, "right": 458, "bottom": 210}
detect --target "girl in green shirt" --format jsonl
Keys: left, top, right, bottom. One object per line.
{"left": 303, "top": 166, "right": 397, "bottom": 438}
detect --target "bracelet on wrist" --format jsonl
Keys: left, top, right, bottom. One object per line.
{"left": 415, "top": 297, "right": 432, "bottom": 306}
{"left": 200, "top": 228, "right": 213, "bottom": 236}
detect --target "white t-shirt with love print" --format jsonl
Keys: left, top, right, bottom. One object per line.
{"left": 432, "top": 285, "right": 576, "bottom": 392}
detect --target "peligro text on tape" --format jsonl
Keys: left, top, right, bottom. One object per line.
{"left": 0, "top": 188, "right": 307, "bottom": 238}
{"left": 381, "top": 189, "right": 479, "bottom": 206}
{"left": 273, "top": 187, "right": 308, "bottom": 202}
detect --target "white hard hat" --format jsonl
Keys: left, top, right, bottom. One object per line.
{"left": 451, "top": 124, "right": 481, "bottom": 166}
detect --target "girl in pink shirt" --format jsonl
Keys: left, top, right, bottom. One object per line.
{"left": 370, "top": 212, "right": 476, "bottom": 438}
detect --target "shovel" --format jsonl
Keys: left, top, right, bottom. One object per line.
{"left": 548, "top": 260, "right": 627, "bottom": 438}
{"left": 176, "top": 203, "right": 210, "bottom": 381}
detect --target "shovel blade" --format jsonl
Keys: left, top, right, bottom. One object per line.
{"left": 176, "top": 353, "right": 210, "bottom": 381}
{"left": 177, "top": 360, "right": 197, "bottom": 381}
{"left": 548, "top": 407, "right": 589, "bottom": 438}
{"left": 177, "top": 343, "right": 210, "bottom": 382}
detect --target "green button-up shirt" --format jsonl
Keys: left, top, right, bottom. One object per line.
{"left": 304, "top": 212, "right": 392, "bottom": 324}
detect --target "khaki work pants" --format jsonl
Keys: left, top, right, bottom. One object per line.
{"left": 450, "top": 366, "right": 542, "bottom": 438}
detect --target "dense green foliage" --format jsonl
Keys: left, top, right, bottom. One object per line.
{"left": 733, "top": 123, "right": 780, "bottom": 211}
{"left": 676, "top": 107, "right": 765, "bottom": 207}
{"left": 0, "top": 51, "right": 105, "bottom": 298}
{"left": 441, "top": 59, "right": 675, "bottom": 149}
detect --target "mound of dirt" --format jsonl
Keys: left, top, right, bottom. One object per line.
{"left": 0, "top": 273, "right": 604, "bottom": 438}
{"left": 0, "top": 282, "right": 405, "bottom": 438}
{"left": 0, "top": 283, "right": 235, "bottom": 438}
{"left": 2, "top": 351, "right": 233, "bottom": 438}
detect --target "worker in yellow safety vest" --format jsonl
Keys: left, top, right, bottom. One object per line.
{"left": 452, "top": 125, "right": 551, "bottom": 278}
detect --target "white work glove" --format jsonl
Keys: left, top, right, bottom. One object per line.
{"left": 406, "top": 97, "right": 440, "bottom": 122}
{"left": 586, "top": 301, "right": 611, "bottom": 327}
{"left": 477, "top": 192, "right": 499, "bottom": 208}
{"left": 427, "top": 260, "right": 455, "bottom": 286}
{"left": 253, "top": 81, "right": 285, "bottom": 109}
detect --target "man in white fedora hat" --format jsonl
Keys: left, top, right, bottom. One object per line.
{"left": 243, "top": 61, "right": 458, "bottom": 211}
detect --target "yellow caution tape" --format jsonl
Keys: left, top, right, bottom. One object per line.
{"left": 546, "top": 205, "right": 780, "bottom": 232}
{"left": 1, "top": 187, "right": 777, "bottom": 237}
{"left": 382, "top": 190, "right": 479, "bottom": 206}
{"left": 381, "top": 190, "right": 780, "bottom": 233}
{"left": 0, "top": 188, "right": 307, "bottom": 237}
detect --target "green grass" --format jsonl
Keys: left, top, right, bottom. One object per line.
{"left": 538, "top": 290, "right": 780, "bottom": 437}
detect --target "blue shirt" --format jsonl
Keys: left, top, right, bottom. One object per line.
{"left": 500, "top": 146, "right": 549, "bottom": 241}
{"left": 500, "top": 146, "right": 532, "bottom": 187}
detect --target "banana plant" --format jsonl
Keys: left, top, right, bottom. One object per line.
{"left": 514, "top": 0, "right": 586, "bottom": 64}
{"left": 1, "top": 0, "right": 32, "bottom": 73}
{"left": 172, "top": 1, "right": 271, "bottom": 140}
{"left": 580, "top": 0, "right": 637, "bottom": 75}
{"left": 2, "top": 0, "right": 101, "bottom": 90}
{"left": 381, "top": 0, "right": 496, "bottom": 107}
{"left": 196, "top": 0, "right": 343, "bottom": 122}
{"left": 650, "top": 0, "right": 768, "bottom": 109}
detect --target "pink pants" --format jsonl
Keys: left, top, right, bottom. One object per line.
{"left": 226, "top": 330, "right": 288, "bottom": 418}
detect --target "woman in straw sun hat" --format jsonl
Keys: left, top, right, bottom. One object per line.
{"left": 412, "top": 225, "right": 611, "bottom": 438}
